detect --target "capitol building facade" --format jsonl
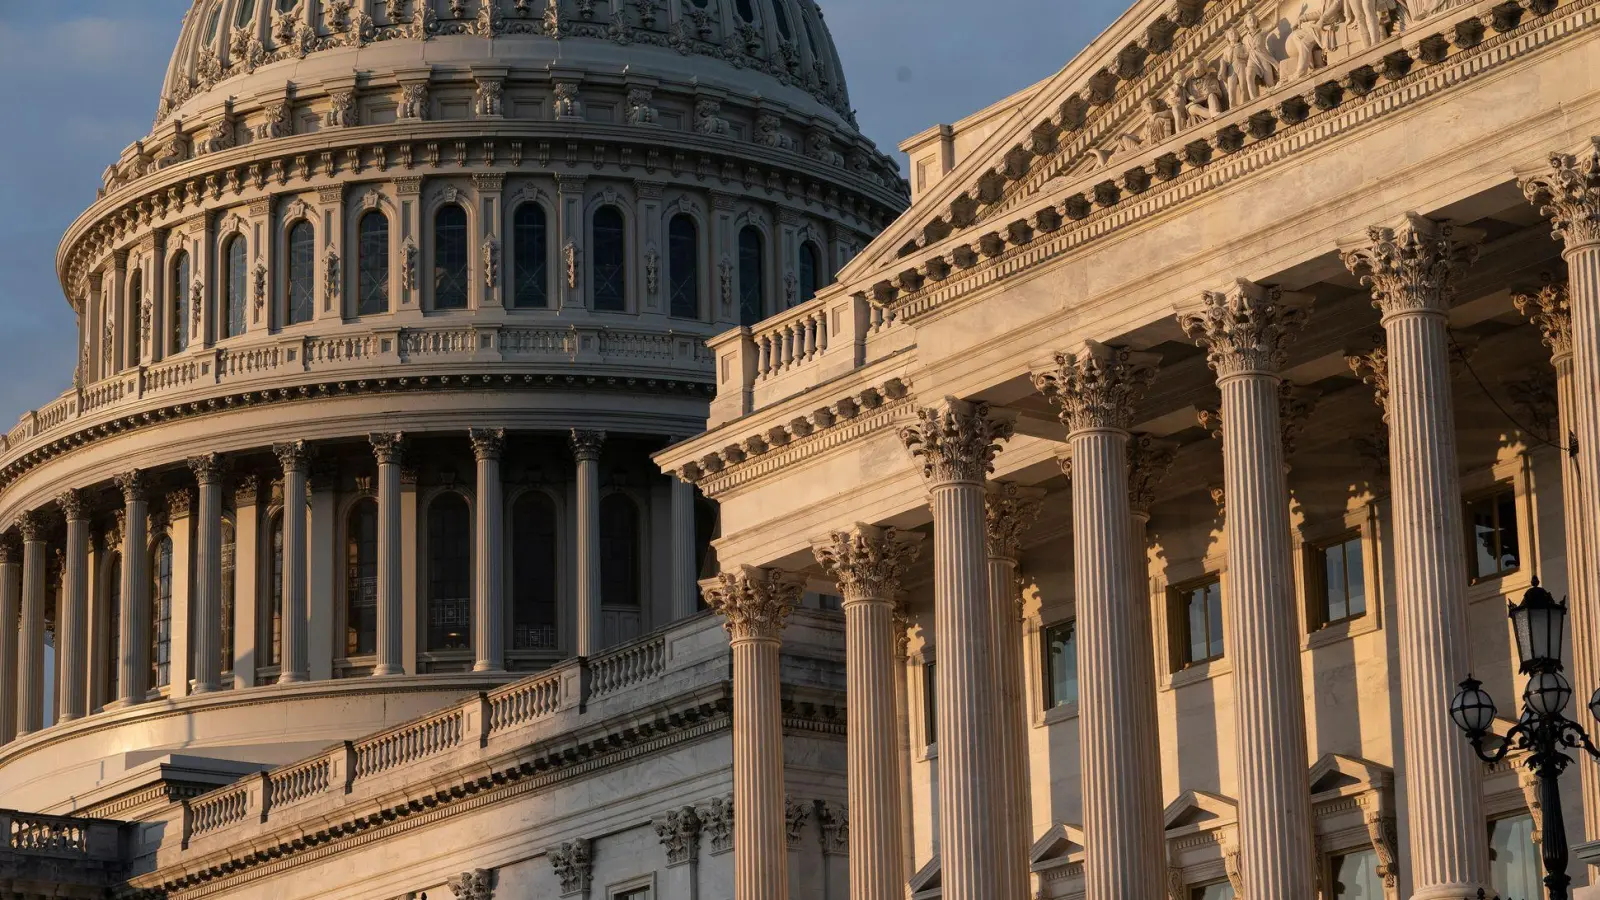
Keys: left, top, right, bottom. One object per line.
{"left": 8, "top": 0, "right": 1600, "bottom": 899}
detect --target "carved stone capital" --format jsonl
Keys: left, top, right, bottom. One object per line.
{"left": 569, "top": 429, "right": 606, "bottom": 462}
{"left": 1340, "top": 213, "right": 1480, "bottom": 318}
{"left": 233, "top": 474, "right": 261, "bottom": 507}
{"left": 1127, "top": 433, "right": 1178, "bottom": 515}
{"left": 187, "top": 451, "right": 228, "bottom": 485}
{"left": 547, "top": 839, "right": 592, "bottom": 896}
{"left": 700, "top": 565, "right": 804, "bottom": 642}
{"left": 55, "top": 488, "right": 89, "bottom": 522}
{"left": 1345, "top": 343, "right": 1392, "bottom": 423}
{"left": 166, "top": 487, "right": 193, "bottom": 520}
{"left": 469, "top": 427, "right": 506, "bottom": 461}
{"left": 899, "top": 397, "right": 1013, "bottom": 485}
{"left": 445, "top": 868, "right": 493, "bottom": 900}
{"left": 784, "top": 796, "right": 810, "bottom": 849}
{"left": 114, "top": 469, "right": 148, "bottom": 503}
{"left": 369, "top": 432, "right": 405, "bottom": 466}
{"left": 1513, "top": 278, "right": 1573, "bottom": 360}
{"left": 1520, "top": 140, "right": 1600, "bottom": 250}
{"left": 812, "top": 524, "right": 922, "bottom": 603}
{"left": 816, "top": 799, "right": 848, "bottom": 856}
{"left": 272, "top": 441, "right": 311, "bottom": 472}
{"left": 652, "top": 806, "right": 702, "bottom": 867}
{"left": 1030, "top": 340, "right": 1158, "bottom": 434}
{"left": 1179, "top": 279, "right": 1311, "bottom": 378}
{"left": 15, "top": 510, "right": 45, "bottom": 543}
{"left": 985, "top": 482, "right": 1044, "bottom": 561}
{"left": 101, "top": 511, "right": 126, "bottom": 552}
{"left": 698, "top": 795, "right": 734, "bottom": 854}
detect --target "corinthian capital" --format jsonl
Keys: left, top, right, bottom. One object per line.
{"left": 1339, "top": 213, "right": 1480, "bottom": 318}
{"left": 1179, "top": 280, "right": 1310, "bottom": 377}
{"left": 1513, "top": 278, "right": 1572, "bottom": 360}
{"left": 272, "top": 441, "right": 310, "bottom": 472}
{"left": 1520, "top": 140, "right": 1600, "bottom": 250}
{"left": 1345, "top": 343, "right": 1392, "bottom": 423}
{"left": 899, "top": 397, "right": 1013, "bottom": 485}
{"left": 1030, "top": 340, "right": 1159, "bottom": 434}
{"left": 812, "top": 524, "right": 922, "bottom": 603}
{"left": 13, "top": 510, "right": 44, "bottom": 544}
{"left": 700, "top": 565, "right": 806, "bottom": 642}
{"left": 55, "top": 488, "right": 89, "bottom": 522}
{"left": 114, "top": 469, "right": 147, "bottom": 502}
{"left": 187, "top": 452, "right": 228, "bottom": 484}
{"left": 369, "top": 432, "right": 405, "bottom": 466}
{"left": 1127, "top": 434, "right": 1178, "bottom": 515}
{"left": 570, "top": 429, "right": 606, "bottom": 462}
{"left": 469, "top": 427, "right": 506, "bottom": 461}
{"left": 985, "top": 482, "right": 1044, "bottom": 561}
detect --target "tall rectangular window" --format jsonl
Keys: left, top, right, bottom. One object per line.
{"left": 1043, "top": 620, "right": 1078, "bottom": 709}
{"left": 923, "top": 661, "right": 937, "bottom": 745}
{"left": 1329, "top": 849, "right": 1383, "bottom": 899}
{"left": 1465, "top": 485, "right": 1520, "bottom": 582}
{"left": 1488, "top": 814, "right": 1540, "bottom": 900}
{"left": 1190, "top": 882, "right": 1234, "bottom": 900}
{"left": 1313, "top": 532, "right": 1366, "bottom": 628}
{"left": 1173, "top": 576, "right": 1224, "bottom": 669}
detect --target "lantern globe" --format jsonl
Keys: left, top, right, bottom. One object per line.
{"left": 1526, "top": 670, "right": 1574, "bottom": 718}
{"left": 1451, "top": 677, "right": 1497, "bottom": 736}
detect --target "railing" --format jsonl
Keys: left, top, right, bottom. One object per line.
{"left": 305, "top": 333, "right": 378, "bottom": 364}
{"left": 600, "top": 329, "right": 676, "bottom": 362}
{"left": 9, "top": 813, "right": 89, "bottom": 855}
{"left": 590, "top": 635, "right": 667, "bottom": 699}
{"left": 353, "top": 707, "right": 464, "bottom": 778}
{"left": 753, "top": 303, "right": 829, "bottom": 382}
{"left": 403, "top": 328, "right": 474, "bottom": 358}
{"left": 501, "top": 327, "right": 574, "bottom": 356}
{"left": 267, "top": 756, "right": 331, "bottom": 811}
{"left": 488, "top": 670, "right": 563, "bottom": 732}
{"left": 187, "top": 784, "right": 250, "bottom": 839}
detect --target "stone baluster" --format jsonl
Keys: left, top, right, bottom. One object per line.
{"left": 470, "top": 428, "right": 505, "bottom": 672}
{"left": 670, "top": 471, "right": 700, "bottom": 621}
{"left": 16, "top": 511, "right": 46, "bottom": 735}
{"left": 115, "top": 470, "right": 150, "bottom": 705}
{"left": 571, "top": 430, "right": 605, "bottom": 657}
{"left": 55, "top": 490, "right": 90, "bottom": 721}
{"left": 368, "top": 433, "right": 405, "bottom": 676}
{"left": 898, "top": 397, "right": 1015, "bottom": 900}
{"left": 1032, "top": 342, "right": 1164, "bottom": 900}
{"left": 984, "top": 481, "right": 1044, "bottom": 898}
{"left": 1181, "top": 281, "right": 1316, "bottom": 899}
{"left": 188, "top": 453, "right": 226, "bottom": 694}
{"left": 273, "top": 442, "right": 311, "bottom": 684}
{"left": 813, "top": 525, "right": 923, "bottom": 900}
{"left": 1342, "top": 213, "right": 1487, "bottom": 897}
{"left": 0, "top": 536, "right": 17, "bottom": 743}
{"left": 701, "top": 565, "right": 806, "bottom": 900}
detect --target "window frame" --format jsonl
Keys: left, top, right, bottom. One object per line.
{"left": 1169, "top": 573, "right": 1225, "bottom": 672}
{"left": 356, "top": 209, "right": 391, "bottom": 317}
{"left": 257, "top": 506, "right": 285, "bottom": 683}
{"left": 1464, "top": 482, "right": 1522, "bottom": 585}
{"left": 737, "top": 224, "right": 767, "bottom": 326}
{"left": 422, "top": 490, "right": 474, "bottom": 663}
{"left": 1309, "top": 530, "right": 1368, "bottom": 630}
{"left": 220, "top": 232, "right": 248, "bottom": 340}
{"left": 431, "top": 202, "right": 472, "bottom": 311}
{"left": 667, "top": 212, "right": 702, "bottom": 320}
{"left": 340, "top": 496, "right": 380, "bottom": 667}
{"left": 510, "top": 201, "right": 551, "bottom": 310}
{"left": 150, "top": 533, "right": 175, "bottom": 693}
{"left": 507, "top": 488, "right": 562, "bottom": 661}
{"left": 283, "top": 218, "right": 316, "bottom": 327}
{"left": 590, "top": 204, "right": 629, "bottom": 313}
{"left": 169, "top": 249, "right": 191, "bottom": 355}
{"left": 1041, "top": 618, "right": 1078, "bottom": 713}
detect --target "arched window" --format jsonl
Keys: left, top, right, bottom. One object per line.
{"left": 592, "top": 205, "right": 627, "bottom": 312}
{"left": 286, "top": 221, "right": 314, "bottom": 325}
{"left": 265, "top": 511, "right": 283, "bottom": 667}
{"left": 203, "top": 5, "right": 222, "bottom": 43}
{"left": 433, "top": 204, "right": 470, "bottom": 310}
{"left": 345, "top": 498, "right": 379, "bottom": 657}
{"left": 170, "top": 250, "right": 190, "bottom": 353}
{"left": 235, "top": 0, "right": 257, "bottom": 27}
{"left": 357, "top": 210, "right": 390, "bottom": 316}
{"left": 511, "top": 493, "right": 559, "bottom": 651}
{"left": 221, "top": 519, "right": 236, "bottom": 676}
{"left": 101, "top": 294, "right": 115, "bottom": 374}
{"left": 738, "top": 226, "right": 765, "bottom": 326}
{"left": 427, "top": 494, "right": 471, "bottom": 651}
{"left": 223, "top": 234, "right": 247, "bottom": 339}
{"left": 798, "top": 241, "right": 823, "bottom": 306}
{"left": 105, "top": 553, "right": 122, "bottom": 702}
{"left": 128, "top": 269, "right": 145, "bottom": 365}
{"left": 735, "top": 0, "right": 756, "bottom": 22}
{"left": 512, "top": 204, "right": 549, "bottom": 309}
{"left": 151, "top": 536, "right": 173, "bottom": 688}
{"left": 600, "top": 494, "right": 641, "bottom": 610}
{"left": 668, "top": 215, "right": 699, "bottom": 320}
{"left": 772, "top": 0, "right": 793, "bottom": 39}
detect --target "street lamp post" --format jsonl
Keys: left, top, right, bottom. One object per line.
{"left": 1451, "top": 579, "right": 1600, "bottom": 900}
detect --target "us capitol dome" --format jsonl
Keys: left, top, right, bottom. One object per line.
{"left": 0, "top": 2, "right": 903, "bottom": 895}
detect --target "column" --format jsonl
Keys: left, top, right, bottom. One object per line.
{"left": 813, "top": 526, "right": 922, "bottom": 900}
{"left": 55, "top": 490, "right": 90, "bottom": 722}
{"left": 165, "top": 490, "right": 195, "bottom": 697}
{"left": 470, "top": 428, "right": 505, "bottom": 672}
{"left": 16, "top": 511, "right": 46, "bottom": 736}
{"left": 1126, "top": 433, "right": 1177, "bottom": 865}
{"left": 984, "top": 481, "right": 1044, "bottom": 898}
{"left": 701, "top": 565, "right": 805, "bottom": 900}
{"left": 188, "top": 453, "right": 226, "bottom": 693}
{"left": 898, "top": 397, "right": 1014, "bottom": 900}
{"left": 307, "top": 464, "right": 336, "bottom": 681}
{"left": 401, "top": 466, "right": 420, "bottom": 672}
{"left": 571, "top": 429, "right": 605, "bottom": 657}
{"left": 891, "top": 604, "right": 916, "bottom": 885}
{"left": 1342, "top": 213, "right": 1487, "bottom": 898}
{"left": 670, "top": 474, "right": 700, "bottom": 621}
{"left": 274, "top": 442, "right": 310, "bottom": 683}
{"left": 1181, "top": 282, "right": 1316, "bottom": 899}
{"left": 115, "top": 471, "right": 150, "bottom": 705}
{"left": 371, "top": 433, "right": 405, "bottom": 676}
{"left": 0, "top": 535, "right": 19, "bottom": 743}
{"left": 232, "top": 477, "right": 260, "bottom": 688}
{"left": 1032, "top": 344, "right": 1164, "bottom": 900}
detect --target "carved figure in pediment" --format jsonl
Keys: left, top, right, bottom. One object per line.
{"left": 1332, "top": 0, "right": 1390, "bottom": 50}
{"left": 1183, "top": 60, "right": 1228, "bottom": 123}
{"left": 1221, "top": 16, "right": 1277, "bottom": 106}
{"left": 1285, "top": 3, "right": 1332, "bottom": 80}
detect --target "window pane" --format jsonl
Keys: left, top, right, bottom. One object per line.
{"left": 601, "top": 494, "right": 641, "bottom": 609}
{"left": 151, "top": 537, "right": 173, "bottom": 688}
{"left": 225, "top": 236, "right": 247, "bottom": 338}
{"left": 1191, "top": 882, "right": 1235, "bottom": 900}
{"left": 1331, "top": 849, "right": 1384, "bottom": 899}
{"left": 923, "top": 661, "right": 937, "bottom": 744}
{"left": 1324, "top": 541, "right": 1348, "bottom": 623}
{"left": 1187, "top": 589, "right": 1207, "bottom": 664}
{"left": 1045, "top": 621, "right": 1077, "bottom": 708}
{"left": 129, "top": 270, "right": 145, "bottom": 363}
{"left": 1466, "top": 488, "right": 1520, "bottom": 580}
{"left": 427, "top": 495, "right": 471, "bottom": 651}
{"left": 739, "top": 226, "right": 764, "bottom": 326}
{"left": 1469, "top": 496, "right": 1499, "bottom": 578}
{"left": 221, "top": 520, "right": 236, "bottom": 672}
{"left": 1496, "top": 491, "right": 1521, "bottom": 572}
{"left": 1489, "top": 814, "right": 1541, "bottom": 900}
{"left": 592, "top": 206, "right": 627, "bottom": 311}
{"left": 345, "top": 499, "right": 378, "bottom": 657}
{"left": 106, "top": 555, "right": 121, "bottom": 699}
{"left": 171, "top": 251, "right": 190, "bottom": 352}
{"left": 798, "top": 242, "right": 821, "bottom": 305}
{"left": 434, "top": 204, "right": 469, "bottom": 309}
{"left": 358, "top": 211, "right": 390, "bottom": 315}
{"left": 668, "top": 215, "right": 699, "bottom": 319}
{"left": 511, "top": 493, "right": 558, "bottom": 651}
{"left": 512, "top": 204, "right": 548, "bottom": 309}
{"left": 1343, "top": 537, "right": 1366, "bottom": 617}
{"left": 287, "top": 221, "right": 315, "bottom": 325}
{"left": 269, "top": 512, "right": 283, "bottom": 667}
{"left": 1206, "top": 583, "right": 1224, "bottom": 660}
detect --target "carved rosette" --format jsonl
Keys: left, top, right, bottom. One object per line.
{"left": 114, "top": 469, "right": 148, "bottom": 503}
{"left": 569, "top": 429, "right": 605, "bottom": 462}
{"left": 1179, "top": 279, "right": 1310, "bottom": 378}
{"left": 445, "top": 868, "right": 493, "bottom": 900}
{"left": 1513, "top": 279, "right": 1573, "bottom": 360}
{"left": 898, "top": 397, "right": 1013, "bottom": 485}
{"left": 1345, "top": 344, "right": 1392, "bottom": 423}
{"left": 55, "top": 488, "right": 89, "bottom": 522}
{"left": 700, "top": 565, "right": 804, "bottom": 642}
{"left": 469, "top": 427, "right": 506, "bottom": 461}
{"left": 1127, "top": 433, "right": 1178, "bottom": 515}
{"left": 811, "top": 524, "right": 921, "bottom": 603}
{"left": 984, "top": 481, "right": 1043, "bottom": 561}
{"left": 1340, "top": 213, "right": 1480, "bottom": 318}
{"left": 272, "top": 441, "right": 310, "bottom": 472}
{"left": 369, "top": 432, "right": 405, "bottom": 466}
{"left": 1520, "top": 141, "right": 1600, "bottom": 250}
{"left": 187, "top": 452, "right": 228, "bottom": 485}
{"left": 1030, "top": 340, "right": 1158, "bottom": 434}
{"left": 547, "top": 839, "right": 592, "bottom": 896}
{"left": 652, "top": 806, "right": 702, "bottom": 867}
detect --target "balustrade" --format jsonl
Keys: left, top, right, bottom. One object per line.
{"left": 187, "top": 785, "right": 250, "bottom": 839}
{"left": 353, "top": 708, "right": 465, "bottom": 778}
{"left": 589, "top": 634, "right": 666, "bottom": 698}
{"left": 488, "top": 671, "right": 563, "bottom": 731}
{"left": 267, "top": 757, "right": 331, "bottom": 811}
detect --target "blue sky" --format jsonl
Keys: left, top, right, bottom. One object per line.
{"left": 0, "top": 0, "right": 1126, "bottom": 427}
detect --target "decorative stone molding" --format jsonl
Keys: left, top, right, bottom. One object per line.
{"left": 114, "top": 469, "right": 148, "bottom": 503}
{"left": 1513, "top": 278, "right": 1573, "bottom": 359}
{"left": 272, "top": 441, "right": 310, "bottom": 472}
{"left": 699, "top": 565, "right": 805, "bottom": 642}
{"left": 469, "top": 428, "right": 506, "bottom": 461}
{"left": 699, "top": 795, "right": 734, "bottom": 855}
{"left": 568, "top": 429, "right": 605, "bottom": 462}
{"left": 446, "top": 868, "right": 493, "bottom": 900}
{"left": 652, "top": 806, "right": 701, "bottom": 867}
{"left": 369, "top": 432, "right": 405, "bottom": 466}
{"left": 1345, "top": 344, "right": 1392, "bottom": 423}
{"left": 1178, "top": 280, "right": 1311, "bottom": 378}
{"left": 166, "top": 487, "right": 193, "bottom": 520}
{"left": 55, "top": 488, "right": 88, "bottom": 522}
{"left": 1127, "top": 433, "right": 1178, "bottom": 515}
{"left": 784, "top": 796, "right": 810, "bottom": 849}
{"left": 811, "top": 524, "right": 921, "bottom": 603}
{"left": 548, "top": 839, "right": 592, "bottom": 896}
{"left": 1030, "top": 340, "right": 1159, "bottom": 433}
{"left": 187, "top": 452, "right": 228, "bottom": 485}
{"left": 1339, "top": 213, "right": 1480, "bottom": 318}
{"left": 1278, "top": 382, "right": 1319, "bottom": 461}
{"left": 1520, "top": 138, "right": 1600, "bottom": 249}
{"left": 1363, "top": 809, "right": 1400, "bottom": 890}
{"left": 816, "top": 799, "right": 848, "bottom": 856}
{"left": 984, "top": 481, "right": 1044, "bottom": 561}
{"left": 899, "top": 397, "right": 1013, "bottom": 485}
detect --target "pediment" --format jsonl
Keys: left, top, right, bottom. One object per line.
{"left": 1309, "top": 752, "right": 1393, "bottom": 796}
{"left": 1164, "top": 789, "right": 1238, "bottom": 831}
{"left": 1030, "top": 821, "right": 1087, "bottom": 866}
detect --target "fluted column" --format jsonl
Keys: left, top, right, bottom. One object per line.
{"left": 891, "top": 603, "right": 916, "bottom": 885}
{"left": 115, "top": 471, "right": 150, "bottom": 705}
{"left": 814, "top": 525, "right": 923, "bottom": 900}
{"left": 670, "top": 475, "right": 700, "bottom": 620}
{"left": 899, "top": 398, "right": 1014, "bottom": 900}
{"left": 1181, "top": 281, "right": 1315, "bottom": 899}
{"left": 571, "top": 430, "right": 605, "bottom": 657}
{"left": 16, "top": 512, "right": 46, "bottom": 735}
{"left": 0, "top": 536, "right": 18, "bottom": 743}
{"left": 470, "top": 428, "right": 505, "bottom": 672}
{"left": 55, "top": 490, "right": 90, "bottom": 721}
{"left": 985, "top": 481, "right": 1044, "bottom": 897}
{"left": 370, "top": 433, "right": 405, "bottom": 676}
{"left": 187, "top": 453, "right": 226, "bottom": 693}
{"left": 1033, "top": 343, "right": 1163, "bottom": 900}
{"left": 702, "top": 565, "right": 805, "bottom": 900}
{"left": 274, "top": 442, "right": 311, "bottom": 684}
{"left": 1125, "top": 433, "right": 1177, "bottom": 854}
{"left": 1342, "top": 213, "right": 1487, "bottom": 898}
